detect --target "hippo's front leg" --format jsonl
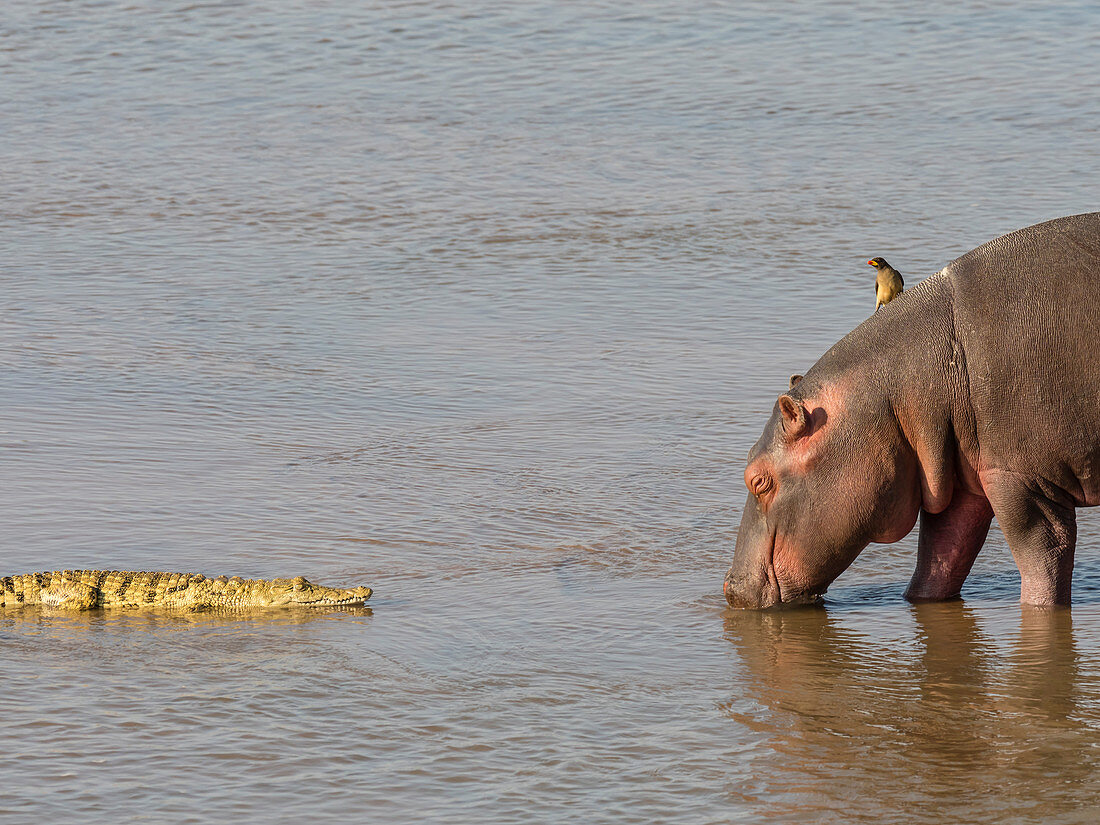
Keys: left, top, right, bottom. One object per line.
{"left": 983, "top": 471, "right": 1077, "bottom": 606}
{"left": 906, "top": 489, "right": 994, "bottom": 602}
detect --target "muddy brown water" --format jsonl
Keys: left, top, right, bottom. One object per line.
{"left": 2, "top": 2, "right": 1100, "bottom": 822}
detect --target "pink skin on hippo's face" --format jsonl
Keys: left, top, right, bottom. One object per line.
{"left": 724, "top": 380, "right": 922, "bottom": 609}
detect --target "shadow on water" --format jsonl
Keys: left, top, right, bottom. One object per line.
{"left": 825, "top": 556, "right": 1100, "bottom": 608}
{"left": 720, "top": 600, "right": 1098, "bottom": 823}
{"left": 823, "top": 571, "right": 1022, "bottom": 608}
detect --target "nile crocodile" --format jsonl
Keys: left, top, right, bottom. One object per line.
{"left": 0, "top": 570, "right": 372, "bottom": 610}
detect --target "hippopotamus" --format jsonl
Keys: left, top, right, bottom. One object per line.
{"left": 724, "top": 212, "right": 1100, "bottom": 608}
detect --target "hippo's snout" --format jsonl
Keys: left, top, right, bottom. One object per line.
{"left": 725, "top": 496, "right": 783, "bottom": 609}
{"left": 723, "top": 569, "right": 781, "bottom": 609}
{"left": 724, "top": 573, "right": 825, "bottom": 609}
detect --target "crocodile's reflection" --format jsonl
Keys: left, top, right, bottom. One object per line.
{"left": 722, "top": 601, "right": 1093, "bottom": 817}
{"left": 0, "top": 604, "right": 373, "bottom": 633}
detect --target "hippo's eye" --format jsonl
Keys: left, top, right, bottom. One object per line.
{"left": 750, "top": 475, "right": 773, "bottom": 498}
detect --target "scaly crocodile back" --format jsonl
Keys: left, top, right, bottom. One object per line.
{"left": 0, "top": 570, "right": 371, "bottom": 609}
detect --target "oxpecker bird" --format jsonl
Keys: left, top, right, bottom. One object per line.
{"left": 868, "top": 257, "right": 904, "bottom": 310}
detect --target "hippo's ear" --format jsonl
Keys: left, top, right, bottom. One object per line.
{"left": 778, "top": 394, "right": 810, "bottom": 440}
{"left": 789, "top": 374, "right": 803, "bottom": 389}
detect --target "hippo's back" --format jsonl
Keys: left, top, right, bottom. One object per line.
{"left": 945, "top": 212, "right": 1100, "bottom": 501}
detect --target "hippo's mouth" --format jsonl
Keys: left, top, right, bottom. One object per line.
{"left": 724, "top": 577, "right": 823, "bottom": 609}
{"left": 724, "top": 526, "right": 827, "bottom": 609}
{"left": 775, "top": 586, "right": 826, "bottom": 608}
{"left": 770, "top": 557, "right": 828, "bottom": 608}
{"left": 726, "top": 497, "right": 832, "bottom": 609}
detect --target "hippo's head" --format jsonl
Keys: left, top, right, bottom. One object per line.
{"left": 724, "top": 375, "right": 922, "bottom": 608}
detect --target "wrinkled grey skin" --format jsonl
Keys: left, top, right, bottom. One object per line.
{"left": 725, "top": 212, "right": 1100, "bottom": 608}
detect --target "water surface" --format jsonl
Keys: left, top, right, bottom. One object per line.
{"left": 2, "top": 1, "right": 1100, "bottom": 822}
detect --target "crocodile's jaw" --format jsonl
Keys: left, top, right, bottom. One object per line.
{"left": 290, "top": 586, "right": 373, "bottom": 607}
{"left": 269, "top": 579, "right": 374, "bottom": 607}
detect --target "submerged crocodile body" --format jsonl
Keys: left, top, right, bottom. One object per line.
{"left": 0, "top": 571, "right": 372, "bottom": 610}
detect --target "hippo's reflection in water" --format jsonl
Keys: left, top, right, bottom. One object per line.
{"left": 722, "top": 603, "right": 1093, "bottom": 823}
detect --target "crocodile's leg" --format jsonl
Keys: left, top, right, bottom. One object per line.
{"left": 39, "top": 580, "right": 99, "bottom": 609}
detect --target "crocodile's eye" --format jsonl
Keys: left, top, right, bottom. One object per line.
{"left": 293, "top": 576, "right": 307, "bottom": 591}
{"left": 750, "top": 475, "right": 773, "bottom": 498}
